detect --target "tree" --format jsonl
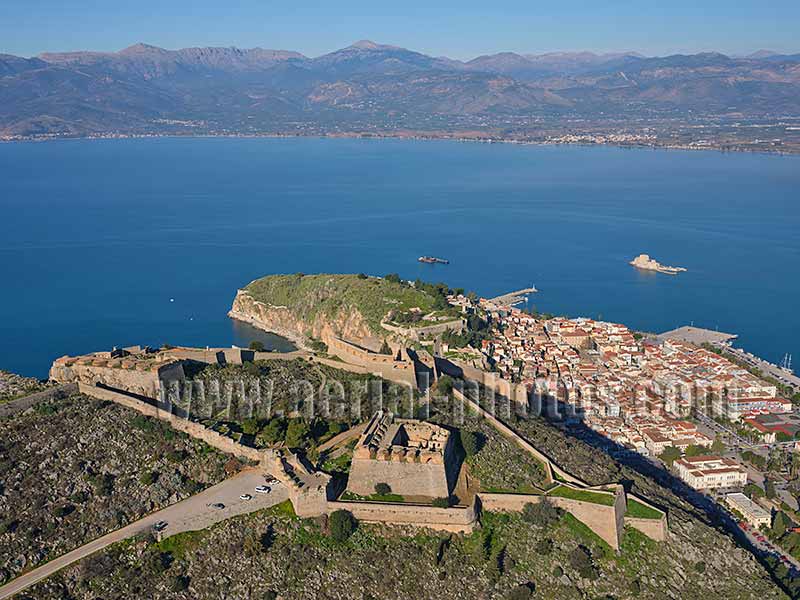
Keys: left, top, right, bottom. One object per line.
{"left": 374, "top": 482, "right": 392, "bottom": 496}
{"left": 522, "top": 498, "right": 562, "bottom": 527}
{"left": 139, "top": 471, "right": 158, "bottom": 485}
{"left": 460, "top": 430, "right": 480, "bottom": 457}
{"left": 435, "top": 375, "right": 454, "bottom": 396}
{"left": 685, "top": 444, "right": 710, "bottom": 457}
{"left": 659, "top": 446, "right": 682, "bottom": 466}
{"left": 257, "top": 417, "right": 287, "bottom": 446}
{"left": 744, "top": 483, "right": 765, "bottom": 498}
{"left": 329, "top": 509, "right": 356, "bottom": 542}
{"left": 242, "top": 418, "right": 260, "bottom": 436}
{"left": 568, "top": 545, "right": 597, "bottom": 580}
{"left": 694, "top": 561, "right": 706, "bottom": 573}
{"left": 284, "top": 419, "right": 311, "bottom": 449}
{"left": 711, "top": 436, "right": 726, "bottom": 454}
{"left": 379, "top": 340, "right": 392, "bottom": 355}
{"left": 249, "top": 340, "right": 265, "bottom": 352}
{"left": 765, "top": 479, "right": 778, "bottom": 499}
{"left": 773, "top": 511, "right": 790, "bottom": 537}
{"left": 384, "top": 273, "right": 401, "bottom": 284}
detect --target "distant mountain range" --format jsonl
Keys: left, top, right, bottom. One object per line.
{"left": 1, "top": 40, "right": 799, "bottom": 138}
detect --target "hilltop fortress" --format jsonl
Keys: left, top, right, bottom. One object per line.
{"left": 47, "top": 273, "right": 669, "bottom": 549}
{"left": 347, "top": 411, "right": 456, "bottom": 499}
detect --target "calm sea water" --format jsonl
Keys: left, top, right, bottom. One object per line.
{"left": 1, "top": 137, "right": 798, "bottom": 379}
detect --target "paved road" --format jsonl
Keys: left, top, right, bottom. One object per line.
{"left": 0, "top": 468, "right": 288, "bottom": 600}
{"left": 714, "top": 343, "right": 800, "bottom": 392}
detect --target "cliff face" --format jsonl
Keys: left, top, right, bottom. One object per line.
{"left": 228, "top": 289, "right": 381, "bottom": 350}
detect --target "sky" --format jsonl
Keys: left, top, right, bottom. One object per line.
{"left": 1, "top": 0, "right": 798, "bottom": 59}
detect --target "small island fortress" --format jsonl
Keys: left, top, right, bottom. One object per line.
{"left": 630, "top": 253, "right": 687, "bottom": 275}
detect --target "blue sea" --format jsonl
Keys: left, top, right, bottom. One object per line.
{"left": 1, "top": 137, "right": 798, "bottom": 379}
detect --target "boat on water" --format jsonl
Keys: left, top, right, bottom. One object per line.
{"left": 418, "top": 256, "right": 449, "bottom": 264}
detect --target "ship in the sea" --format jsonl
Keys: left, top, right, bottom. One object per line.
{"left": 630, "top": 253, "right": 686, "bottom": 275}
{"left": 418, "top": 256, "right": 449, "bottom": 264}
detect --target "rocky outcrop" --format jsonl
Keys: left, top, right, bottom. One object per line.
{"left": 228, "top": 289, "right": 382, "bottom": 351}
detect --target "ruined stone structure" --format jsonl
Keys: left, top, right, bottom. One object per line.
{"left": 50, "top": 347, "right": 185, "bottom": 398}
{"left": 346, "top": 411, "right": 455, "bottom": 499}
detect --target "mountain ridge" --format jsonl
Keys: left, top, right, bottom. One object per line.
{"left": 2, "top": 40, "right": 800, "bottom": 141}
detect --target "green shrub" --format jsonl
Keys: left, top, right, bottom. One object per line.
{"left": 432, "top": 497, "right": 450, "bottom": 508}
{"left": 694, "top": 561, "right": 706, "bottom": 573}
{"left": 139, "top": 471, "right": 159, "bottom": 485}
{"left": 522, "top": 498, "right": 562, "bottom": 527}
{"left": 329, "top": 509, "right": 356, "bottom": 543}
{"left": 374, "top": 482, "right": 392, "bottom": 495}
{"left": 535, "top": 537, "right": 553, "bottom": 555}
{"left": 505, "top": 584, "right": 534, "bottom": 600}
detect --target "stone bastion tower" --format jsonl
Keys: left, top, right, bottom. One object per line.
{"left": 346, "top": 411, "right": 456, "bottom": 499}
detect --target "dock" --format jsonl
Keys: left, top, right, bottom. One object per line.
{"left": 656, "top": 326, "right": 737, "bottom": 346}
{"left": 489, "top": 287, "right": 538, "bottom": 307}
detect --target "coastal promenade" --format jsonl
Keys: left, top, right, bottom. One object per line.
{"left": 719, "top": 345, "right": 800, "bottom": 392}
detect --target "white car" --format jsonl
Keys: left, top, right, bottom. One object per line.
{"left": 240, "top": 493, "right": 252, "bottom": 501}
{"left": 255, "top": 485, "right": 271, "bottom": 494}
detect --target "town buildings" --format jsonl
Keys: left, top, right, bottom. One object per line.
{"left": 476, "top": 304, "right": 789, "bottom": 460}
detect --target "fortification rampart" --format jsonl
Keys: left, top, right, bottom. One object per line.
{"left": 439, "top": 359, "right": 529, "bottom": 406}
{"left": 324, "top": 336, "right": 418, "bottom": 388}
{"left": 624, "top": 494, "right": 668, "bottom": 541}
{"left": 51, "top": 354, "right": 185, "bottom": 398}
{"left": 77, "top": 382, "right": 264, "bottom": 462}
{"left": 329, "top": 496, "right": 478, "bottom": 533}
{"left": 346, "top": 411, "right": 455, "bottom": 498}
{"left": 478, "top": 485, "right": 626, "bottom": 550}
{"left": 452, "top": 387, "right": 556, "bottom": 483}
{"left": 379, "top": 317, "right": 465, "bottom": 341}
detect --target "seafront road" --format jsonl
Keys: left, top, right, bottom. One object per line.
{"left": 0, "top": 468, "right": 289, "bottom": 599}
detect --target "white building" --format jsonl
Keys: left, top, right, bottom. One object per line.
{"left": 674, "top": 455, "right": 748, "bottom": 490}
{"left": 725, "top": 492, "right": 771, "bottom": 528}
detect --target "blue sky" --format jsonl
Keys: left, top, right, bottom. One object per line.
{"left": 2, "top": 0, "right": 798, "bottom": 59}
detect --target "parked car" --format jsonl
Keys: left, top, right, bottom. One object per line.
{"left": 240, "top": 493, "right": 252, "bottom": 501}
{"left": 211, "top": 503, "right": 225, "bottom": 510}
{"left": 255, "top": 485, "right": 271, "bottom": 494}
{"left": 153, "top": 521, "right": 168, "bottom": 532}
{"left": 264, "top": 475, "right": 280, "bottom": 485}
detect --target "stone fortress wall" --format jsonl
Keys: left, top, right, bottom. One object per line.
{"left": 346, "top": 411, "right": 455, "bottom": 498}
{"left": 49, "top": 342, "right": 667, "bottom": 546}
{"left": 323, "top": 336, "right": 418, "bottom": 388}
{"left": 330, "top": 495, "right": 478, "bottom": 534}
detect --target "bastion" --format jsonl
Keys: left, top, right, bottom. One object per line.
{"left": 346, "top": 411, "right": 455, "bottom": 499}
{"left": 49, "top": 346, "right": 185, "bottom": 398}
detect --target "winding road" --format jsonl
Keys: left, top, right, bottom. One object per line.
{"left": 0, "top": 468, "right": 288, "bottom": 600}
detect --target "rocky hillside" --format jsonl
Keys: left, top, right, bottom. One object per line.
{"left": 229, "top": 273, "right": 457, "bottom": 351}
{"left": 26, "top": 495, "right": 787, "bottom": 600}
{"left": 0, "top": 393, "right": 234, "bottom": 584}
{"left": 0, "top": 370, "right": 49, "bottom": 403}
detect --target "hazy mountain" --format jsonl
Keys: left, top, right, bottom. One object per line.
{"left": 1, "top": 40, "right": 799, "bottom": 137}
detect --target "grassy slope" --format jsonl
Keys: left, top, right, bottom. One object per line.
{"left": 244, "top": 274, "right": 443, "bottom": 335}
